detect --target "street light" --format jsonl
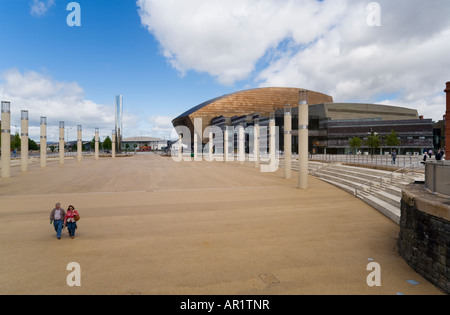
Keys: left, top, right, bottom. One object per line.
{"left": 298, "top": 89, "right": 309, "bottom": 190}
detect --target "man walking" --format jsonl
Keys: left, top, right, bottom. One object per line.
{"left": 50, "top": 203, "right": 66, "bottom": 240}
{"left": 391, "top": 150, "right": 397, "bottom": 165}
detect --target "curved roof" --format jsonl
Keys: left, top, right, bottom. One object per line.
{"left": 172, "top": 87, "right": 334, "bottom": 128}
{"left": 174, "top": 91, "right": 240, "bottom": 119}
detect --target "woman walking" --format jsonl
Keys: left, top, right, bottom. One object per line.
{"left": 64, "top": 205, "right": 80, "bottom": 239}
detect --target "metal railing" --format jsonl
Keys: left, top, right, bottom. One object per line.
{"left": 311, "top": 154, "right": 424, "bottom": 169}
{"left": 354, "top": 161, "right": 422, "bottom": 198}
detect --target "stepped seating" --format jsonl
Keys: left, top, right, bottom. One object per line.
{"left": 279, "top": 159, "right": 423, "bottom": 225}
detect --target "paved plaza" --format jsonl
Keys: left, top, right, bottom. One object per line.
{"left": 0, "top": 153, "right": 444, "bottom": 295}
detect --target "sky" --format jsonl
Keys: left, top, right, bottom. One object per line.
{"left": 0, "top": 0, "right": 449, "bottom": 142}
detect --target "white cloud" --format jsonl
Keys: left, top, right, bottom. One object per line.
{"left": 30, "top": 0, "right": 55, "bottom": 17}
{"left": 137, "top": 0, "right": 450, "bottom": 121}
{"left": 137, "top": 0, "right": 348, "bottom": 85}
{"left": 148, "top": 115, "right": 176, "bottom": 138}
{"left": 0, "top": 69, "right": 124, "bottom": 141}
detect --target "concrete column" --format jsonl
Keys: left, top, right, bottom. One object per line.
{"left": 77, "top": 125, "right": 82, "bottom": 162}
{"left": 194, "top": 118, "right": 202, "bottom": 162}
{"left": 1, "top": 101, "right": 11, "bottom": 178}
{"left": 239, "top": 124, "right": 245, "bottom": 164}
{"left": 445, "top": 81, "right": 450, "bottom": 159}
{"left": 112, "top": 130, "right": 116, "bottom": 159}
{"left": 59, "top": 121, "right": 65, "bottom": 165}
{"left": 178, "top": 133, "right": 182, "bottom": 158}
{"left": 254, "top": 119, "right": 260, "bottom": 168}
{"left": 298, "top": 90, "right": 309, "bottom": 190}
{"left": 21, "top": 110, "right": 29, "bottom": 172}
{"left": 224, "top": 127, "right": 229, "bottom": 162}
{"left": 95, "top": 128, "right": 99, "bottom": 160}
{"left": 209, "top": 130, "right": 213, "bottom": 161}
{"left": 269, "top": 114, "right": 277, "bottom": 172}
{"left": 40, "top": 117, "right": 47, "bottom": 168}
{"left": 284, "top": 106, "right": 292, "bottom": 179}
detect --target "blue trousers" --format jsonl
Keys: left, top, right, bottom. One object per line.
{"left": 53, "top": 220, "right": 64, "bottom": 239}
{"left": 67, "top": 222, "right": 77, "bottom": 237}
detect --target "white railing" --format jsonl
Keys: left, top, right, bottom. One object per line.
{"left": 310, "top": 154, "right": 425, "bottom": 169}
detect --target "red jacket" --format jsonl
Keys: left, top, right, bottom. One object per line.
{"left": 64, "top": 210, "right": 79, "bottom": 223}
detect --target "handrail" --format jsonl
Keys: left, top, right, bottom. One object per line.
{"left": 354, "top": 161, "right": 423, "bottom": 198}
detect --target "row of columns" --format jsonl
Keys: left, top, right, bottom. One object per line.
{"left": 282, "top": 90, "right": 309, "bottom": 190}
{"left": 187, "top": 90, "right": 309, "bottom": 190}
{"left": 1, "top": 101, "right": 116, "bottom": 179}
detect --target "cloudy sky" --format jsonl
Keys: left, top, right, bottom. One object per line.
{"left": 0, "top": 0, "right": 449, "bottom": 141}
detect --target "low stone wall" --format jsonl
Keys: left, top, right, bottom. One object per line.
{"left": 398, "top": 184, "right": 450, "bottom": 294}
{"left": 425, "top": 161, "right": 450, "bottom": 196}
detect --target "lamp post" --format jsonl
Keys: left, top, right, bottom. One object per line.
{"left": 1, "top": 101, "right": 11, "bottom": 178}
{"left": 254, "top": 118, "right": 260, "bottom": 168}
{"left": 21, "top": 110, "right": 29, "bottom": 172}
{"left": 194, "top": 118, "right": 202, "bottom": 162}
{"left": 298, "top": 90, "right": 309, "bottom": 190}
{"left": 40, "top": 117, "right": 47, "bottom": 168}
{"left": 95, "top": 128, "right": 99, "bottom": 160}
{"left": 112, "top": 130, "right": 116, "bottom": 159}
{"left": 77, "top": 125, "right": 82, "bottom": 162}
{"left": 59, "top": 122, "right": 65, "bottom": 164}
{"left": 284, "top": 104, "right": 292, "bottom": 179}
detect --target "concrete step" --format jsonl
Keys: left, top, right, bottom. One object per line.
{"left": 312, "top": 164, "right": 405, "bottom": 225}
{"left": 318, "top": 177, "right": 400, "bottom": 225}
{"left": 315, "top": 172, "right": 364, "bottom": 192}
{"left": 316, "top": 168, "right": 383, "bottom": 186}
{"left": 317, "top": 177, "right": 359, "bottom": 196}
{"left": 363, "top": 187, "right": 401, "bottom": 208}
{"left": 356, "top": 191, "right": 400, "bottom": 225}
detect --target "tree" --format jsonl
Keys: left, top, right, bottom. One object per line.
{"left": 365, "top": 132, "right": 382, "bottom": 156}
{"left": 385, "top": 130, "right": 400, "bottom": 153}
{"left": 102, "top": 136, "right": 112, "bottom": 150}
{"left": 349, "top": 137, "right": 362, "bottom": 154}
{"left": 11, "top": 133, "right": 21, "bottom": 151}
{"left": 28, "top": 138, "right": 39, "bottom": 151}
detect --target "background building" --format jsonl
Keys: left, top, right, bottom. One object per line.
{"left": 275, "top": 103, "right": 433, "bottom": 155}
{"left": 172, "top": 87, "right": 438, "bottom": 156}
{"left": 121, "top": 136, "right": 168, "bottom": 151}
{"left": 172, "top": 87, "right": 334, "bottom": 144}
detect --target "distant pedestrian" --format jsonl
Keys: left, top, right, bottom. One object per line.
{"left": 423, "top": 152, "right": 427, "bottom": 162}
{"left": 428, "top": 149, "right": 433, "bottom": 158}
{"left": 50, "top": 203, "right": 66, "bottom": 240}
{"left": 64, "top": 205, "right": 80, "bottom": 239}
{"left": 391, "top": 150, "right": 397, "bottom": 165}
{"left": 435, "top": 150, "right": 442, "bottom": 161}
{"left": 440, "top": 149, "right": 445, "bottom": 160}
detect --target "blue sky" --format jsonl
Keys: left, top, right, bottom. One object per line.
{"left": 0, "top": 0, "right": 235, "bottom": 140}
{"left": 1, "top": 0, "right": 449, "bottom": 141}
